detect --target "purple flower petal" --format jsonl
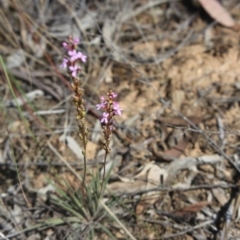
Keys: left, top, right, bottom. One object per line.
{"left": 101, "top": 112, "right": 109, "bottom": 123}
{"left": 96, "top": 104, "right": 102, "bottom": 110}
{"left": 113, "top": 102, "right": 122, "bottom": 116}
{"left": 68, "top": 49, "right": 77, "bottom": 56}
{"left": 62, "top": 42, "right": 69, "bottom": 49}
{"left": 81, "top": 55, "right": 87, "bottom": 62}
{"left": 73, "top": 38, "right": 79, "bottom": 45}
{"left": 61, "top": 58, "right": 68, "bottom": 68}
{"left": 69, "top": 65, "right": 80, "bottom": 77}
{"left": 71, "top": 71, "right": 77, "bottom": 77}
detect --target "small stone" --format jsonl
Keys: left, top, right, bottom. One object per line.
{"left": 198, "top": 164, "right": 214, "bottom": 173}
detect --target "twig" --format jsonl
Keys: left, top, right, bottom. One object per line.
{"left": 47, "top": 141, "right": 82, "bottom": 182}
{"left": 162, "top": 220, "right": 213, "bottom": 239}
{"left": 100, "top": 199, "right": 137, "bottom": 240}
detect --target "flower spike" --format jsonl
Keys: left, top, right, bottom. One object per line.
{"left": 96, "top": 90, "right": 122, "bottom": 153}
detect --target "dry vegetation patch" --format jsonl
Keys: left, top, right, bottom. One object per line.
{"left": 1, "top": 0, "right": 240, "bottom": 239}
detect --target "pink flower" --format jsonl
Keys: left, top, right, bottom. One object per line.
{"left": 96, "top": 102, "right": 106, "bottom": 110}
{"left": 69, "top": 65, "right": 81, "bottom": 77}
{"left": 70, "top": 53, "right": 79, "bottom": 62}
{"left": 112, "top": 92, "right": 117, "bottom": 98}
{"left": 109, "top": 91, "right": 117, "bottom": 99}
{"left": 96, "top": 90, "right": 122, "bottom": 150}
{"left": 113, "top": 102, "right": 122, "bottom": 116}
{"left": 73, "top": 38, "right": 79, "bottom": 45}
{"left": 108, "top": 91, "right": 117, "bottom": 99}
{"left": 101, "top": 112, "right": 109, "bottom": 124}
{"left": 62, "top": 42, "right": 69, "bottom": 50}
{"left": 70, "top": 51, "right": 87, "bottom": 63}
{"left": 68, "top": 49, "right": 77, "bottom": 57}
{"left": 80, "top": 53, "right": 87, "bottom": 63}
{"left": 68, "top": 50, "right": 79, "bottom": 62}
{"left": 109, "top": 125, "right": 115, "bottom": 131}
{"left": 96, "top": 96, "right": 107, "bottom": 110}
{"left": 61, "top": 58, "right": 69, "bottom": 68}
{"left": 61, "top": 37, "right": 87, "bottom": 79}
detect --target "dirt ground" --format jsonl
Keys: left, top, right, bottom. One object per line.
{"left": 1, "top": 0, "right": 240, "bottom": 239}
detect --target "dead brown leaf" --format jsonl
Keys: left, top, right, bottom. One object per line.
{"left": 199, "top": 0, "right": 235, "bottom": 27}
{"left": 152, "top": 137, "right": 190, "bottom": 161}
{"left": 156, "top": 201, "right": 209, "bottom": 222}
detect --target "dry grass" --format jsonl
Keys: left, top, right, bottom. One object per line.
{"left": 1, "top": 0, "right": 240, "bottom": 239}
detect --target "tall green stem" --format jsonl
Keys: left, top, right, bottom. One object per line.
{"left": 100, "top": 151, "right": 108, "bottom": 198}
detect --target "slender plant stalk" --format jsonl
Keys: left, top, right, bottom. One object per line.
{"left": 60, "top": 36, "right": 88, "bottom": 202}
{"left": 100, "top": 151, "right": 108, "bottom": 197}
{"left": 81, "top": 134, "right": 87, "bottom": 194}
{"left": 96, "top": 90, "right": 122, "bottom": 197}
{"left": 71, "top": 78, "right": 88, "bottom": 202}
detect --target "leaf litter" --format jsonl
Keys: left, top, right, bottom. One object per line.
{"left": 1, "top": 0, "right": 240, "bottom": 239}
